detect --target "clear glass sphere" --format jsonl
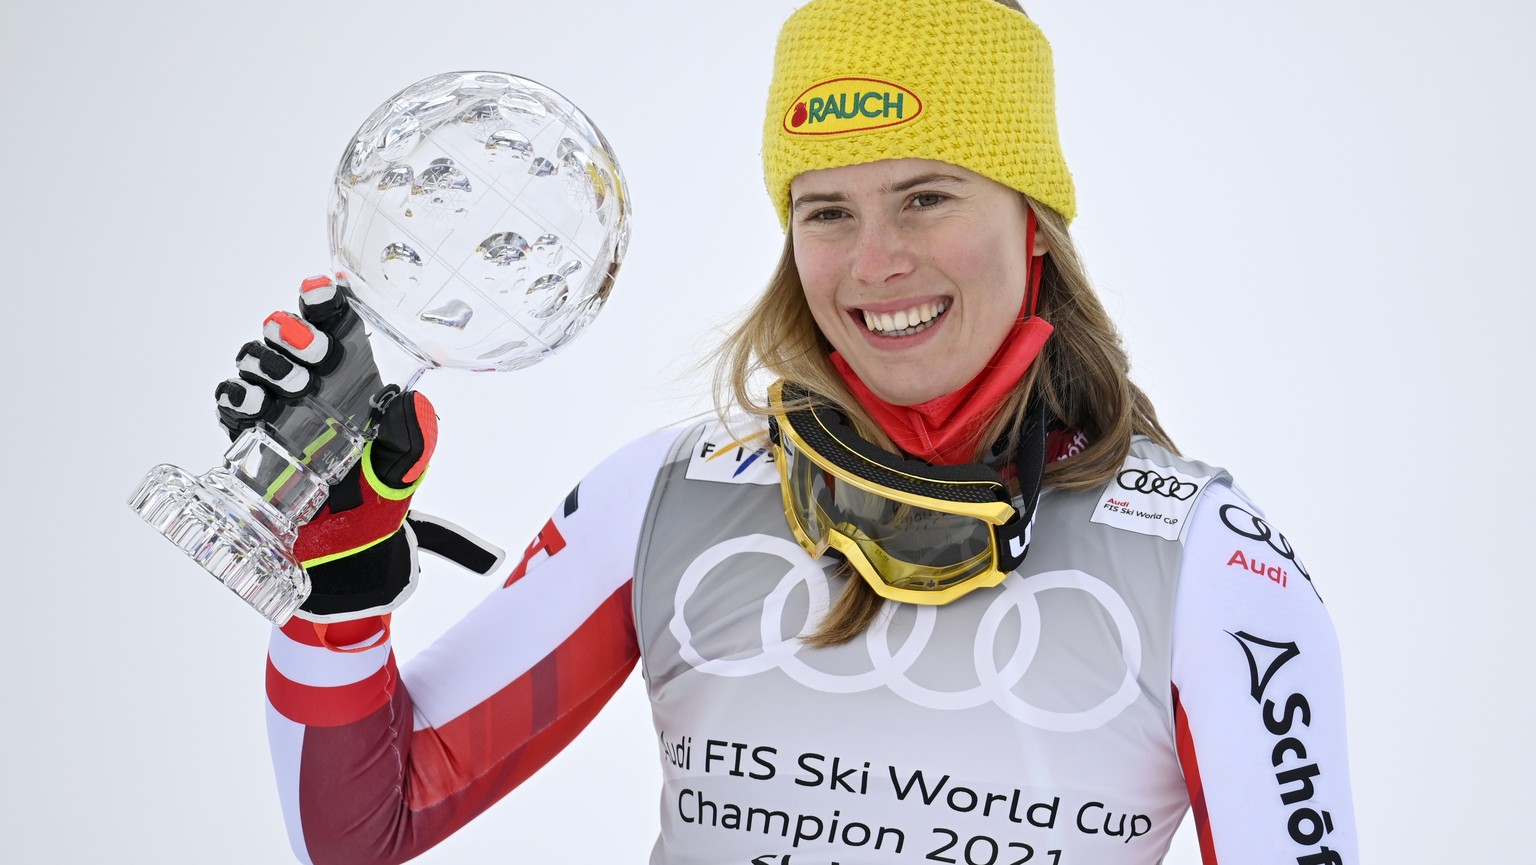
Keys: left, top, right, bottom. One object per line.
{"left": 329, "top": 71, "right": 630, "bottom": 372}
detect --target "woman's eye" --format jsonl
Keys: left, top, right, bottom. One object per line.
{"left": 910, "top": 192, "right": 947, "bottom": 209}
{"left": 805, "top": 208, "right": 847, "bottom": 223}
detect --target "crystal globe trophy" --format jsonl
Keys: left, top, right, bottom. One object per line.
{"left": 129, "top": 71, "right": 631, "bottom": 624}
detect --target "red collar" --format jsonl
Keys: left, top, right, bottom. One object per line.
{"left": 830, "top": 314, "right": 1052, "bottom": 465}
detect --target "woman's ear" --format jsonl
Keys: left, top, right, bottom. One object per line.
{"left": 1023, "top": 198, "right": 1050, "bottom": 257}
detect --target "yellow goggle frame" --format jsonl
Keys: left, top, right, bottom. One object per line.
{"left": 769, "top": 380, "right": 1024, "bottom": 605}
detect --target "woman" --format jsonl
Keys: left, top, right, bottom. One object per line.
{"left": 236, "top": 1, "right": 1356, "bottom": 862}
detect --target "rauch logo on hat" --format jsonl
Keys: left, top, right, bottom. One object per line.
{"left": 783, "top": 77, "right": 922, "bottom": 136}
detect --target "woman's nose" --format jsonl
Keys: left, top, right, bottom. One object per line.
{"left": 850, "top": 220, "right": 915, "bottom": 287}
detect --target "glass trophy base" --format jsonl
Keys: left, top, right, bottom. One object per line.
{"left": 128, "top": 463, "right": 310, "bottom": 624}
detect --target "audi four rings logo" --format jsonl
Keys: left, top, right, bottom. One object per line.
{"left": 1116, "top": 468, "right": 1197, "bottom": 500}
{"left": 668, "top": 535, "right": 1144, "bottom": 732}
{"left": 1218, "top": 504, "right": 1320, "bottom": 602}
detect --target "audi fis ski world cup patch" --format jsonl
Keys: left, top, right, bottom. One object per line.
{"left": 685, "top": 420, "right": 779, "bottom": 486}
{"left": 1090, "top": 456, "right": 1212, "bottom": 541}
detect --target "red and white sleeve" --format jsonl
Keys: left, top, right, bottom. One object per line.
{"left": 263, "top": 426, "right": 682, "bottom": 865}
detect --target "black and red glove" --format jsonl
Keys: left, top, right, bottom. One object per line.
{"left": 217, "top": 275, "right": 504, "bottom": 626}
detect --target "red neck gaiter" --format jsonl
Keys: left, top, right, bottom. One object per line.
{"left": 829, "top": 211, "right": 1051, "bottom": 466}
{"left": 831, "top": 315, "right": 1051, "bottom": 465}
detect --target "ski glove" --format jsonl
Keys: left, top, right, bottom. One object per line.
{"left": 216, "top": 275, "right": 503, "bottom": 627}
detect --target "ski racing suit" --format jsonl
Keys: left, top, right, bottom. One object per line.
{"left": 265, "top": 416, "right": 1357, "bottom": 864}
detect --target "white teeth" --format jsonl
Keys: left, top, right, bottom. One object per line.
{"left": 863, "top": 299, "right": 950, "bottom": 336}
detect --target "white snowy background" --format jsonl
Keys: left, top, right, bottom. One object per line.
{"left": 3, "top": 0, "right": 1531, "bottom": 861}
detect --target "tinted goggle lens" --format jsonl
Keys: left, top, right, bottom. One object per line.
{"left": 780, "top": 435, "right": 997, "bottom": 593}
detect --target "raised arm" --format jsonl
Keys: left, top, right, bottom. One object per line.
{"left": 264, "top": 426, "right": 679, "bottom": 864}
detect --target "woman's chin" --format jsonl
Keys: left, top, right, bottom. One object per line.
{"left": 848, "top": 366, "right": 968, "bottom": 406}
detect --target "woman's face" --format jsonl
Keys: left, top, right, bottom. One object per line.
{"left": 790, "top": 158, "right": 1044, "bottom": 406}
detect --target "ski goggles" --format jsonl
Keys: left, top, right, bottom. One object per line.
{"left": 767, "top": 379, "right": 1034, "bottom": 605}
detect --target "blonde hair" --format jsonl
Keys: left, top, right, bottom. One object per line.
{"left": 712, "top": 200, "right": 1175, "bottom": 646}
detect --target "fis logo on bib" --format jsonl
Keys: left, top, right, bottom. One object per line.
{"left": 686, "top": 421, "right": 778, "bottom": 486}
{"left": 784, "top": 77, "right": 923, "bottom": 135}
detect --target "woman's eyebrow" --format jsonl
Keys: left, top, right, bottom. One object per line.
{"left": 886, "top": 172, "right": 967, "bottom": 193}
{"left": 791, "top": 191, "right": 849, "bottom": 211}
{"left": 792, "top": 173, "right": 968, "bottom": 211}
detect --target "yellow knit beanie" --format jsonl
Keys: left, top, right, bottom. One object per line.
{"left": 762, "top": 0, "right": 1075, "bottom": 228}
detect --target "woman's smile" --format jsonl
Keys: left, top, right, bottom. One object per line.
{"left": 857, "top": 298, "right": 952, "bottom": 338}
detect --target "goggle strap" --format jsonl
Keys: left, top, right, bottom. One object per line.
{"left": 995, "top": 514, "right": 1031, "bottom": 572}
{"left": 776, "top": 381, "right": 1008, "bottom": 493}
{"left": 997, "top": 398, "right": 1050, "bottom": 572}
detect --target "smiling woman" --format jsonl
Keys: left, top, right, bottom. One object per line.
{"left": 178, "top": 1, "right": 1359, "bottom": 863}
{"left": 715, "top": 0, "right": 1173, "bottom": 645}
